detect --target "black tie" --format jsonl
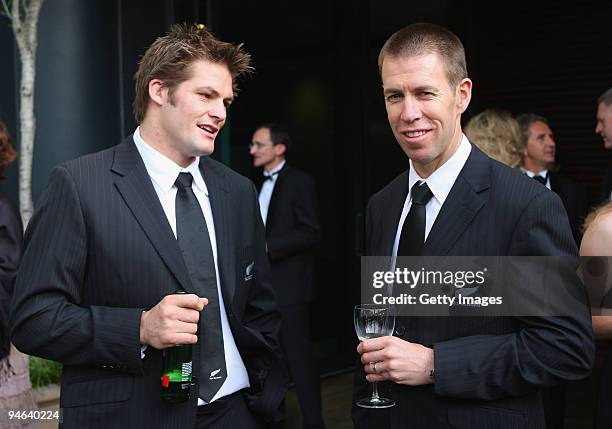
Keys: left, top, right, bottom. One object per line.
{"left": 263, "top": 170, "right": 279, "bottom": 182}
{"left": 532, "top": 174, "right": 547, "bottom": 185}
{"left": 398, "top": 181, "right": 434, "bottom": 256}
{"left": 174, "top": 172, "right": 226, "bottom": 402}
{"left": 256, "top": 171, "right": 278, "bottom": 193}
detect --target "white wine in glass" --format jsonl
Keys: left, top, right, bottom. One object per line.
{"left": 354, "top": 304, "right": 396, "bottom": 409}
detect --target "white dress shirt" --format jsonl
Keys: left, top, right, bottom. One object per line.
{"left": 392, "top": 134, "right": 472, "bottom": 261}
{"left": 133, "top": 127, "right": 249, "bottom": 404}
{"left": 258, "top": 160, "right": 286, "bottom": 225}
{"left": 521, "top": 168, "right": 551, "bottom": 190}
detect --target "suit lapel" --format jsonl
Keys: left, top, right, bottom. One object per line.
{"left": 265, "top": 164, "right": 288, "bottom": 236}
{"left": 111, "top": 137, "right": 194, "bottom": 292}
{"left": 200, "top": 157, "right": 236, "bottom": 304}
{"left": 379, "top": 171, "right": 409, "bottom": 256}
{"left": 549, "top": 173, "right": 564, "bottom": 199}
{"left": 424, "top": 146, "right": 489, "bottom": 256}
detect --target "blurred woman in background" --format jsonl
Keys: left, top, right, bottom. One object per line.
{"left": 465, "top": 109, "right": 522, "bottom": 167}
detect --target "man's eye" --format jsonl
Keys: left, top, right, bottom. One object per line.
{"left": 386, "top": 94, "right": 401, "bottom": 102}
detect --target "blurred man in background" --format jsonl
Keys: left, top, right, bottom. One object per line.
{"left": 250, "top": 123, "right": 325, "bottom": 429}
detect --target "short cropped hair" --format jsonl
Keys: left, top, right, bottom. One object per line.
{"left": 0, "top": 121, "right": 16, "bottom": 180}
{"left": 598, "top": 88, "right": 612, "bottom": 107}
{"left": 133, "top": 23, "right": 253, "bottom": 123}
{"left": 515, "top": 113, "right": 550, "bottom": 154}
{"left": 465, "top": 109, "right": 522, "bottom": 167}
{"left": 255, "top": 123, "right": 292, "bottom": 154}
{"left": 378, "top": 23, "right": 468, "bottom": 88}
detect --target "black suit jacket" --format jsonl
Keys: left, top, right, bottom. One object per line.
{"left": 10, "top": 137, "right": 286, "bottom": 428}
{"left": 0, "top": 193, "right": 21, "bottom": 360}
{"left": 353, "top": 146, "right": 594, "bottom": 429}
{"left": 549, "top": 172, "right": 588, "bottom": 245}
{"left": 262, "top": 164, "right": 320, "bottom": 306}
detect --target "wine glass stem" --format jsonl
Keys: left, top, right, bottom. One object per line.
{"left": 371, "top": 381, "right": 380, "bottom": 400}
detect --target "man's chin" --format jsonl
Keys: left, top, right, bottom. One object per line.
{"left": 193, "top": 141, "right": 215, "bottom": 157}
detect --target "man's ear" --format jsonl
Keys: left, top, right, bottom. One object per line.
{"left": 274, "top": 144, "right": 287, "bottom": 157}
{"left": 148, "top": 79, "right": 167, "bottom": 107}
{"left": 456, "top": 78, "right": 472, "bottom": 114}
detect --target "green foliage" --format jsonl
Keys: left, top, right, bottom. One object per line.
{"left": 29, "top": 356, "right": 62, "bottom": 388}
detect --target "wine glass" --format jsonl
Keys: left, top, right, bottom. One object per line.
{"left": 354, "top": 304, "right": 396, "bottom": 409}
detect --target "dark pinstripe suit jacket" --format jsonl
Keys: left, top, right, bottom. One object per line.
{"left": 9, "top": 137, "right": 286, "bottom": 428}
{"left": 352, "top": 145, "right": 594, "bottom": 429}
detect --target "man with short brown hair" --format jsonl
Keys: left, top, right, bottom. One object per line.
{"left": 354, "top": 22, "right": 593, "bottom": 429}
{"left": 10, "top": 24, "right": 285, "bottom": 428}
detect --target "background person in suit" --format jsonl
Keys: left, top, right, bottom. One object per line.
{"left": 249, "top": 123, "right": 325, "bottom": 429}
{"left": 0, "top": 120, "right": 21, "bottom": 361}
{"left": 596, "top": 88, "right": 612, "bottom": 202}
{"left": 9, "top": 24, "right": 285, "bottom": 429}
{"left": 517, "top": 113, "right": 588, "bottom": 245}
{"left": 353, "top": 23, "right": 594, "bottom": 429}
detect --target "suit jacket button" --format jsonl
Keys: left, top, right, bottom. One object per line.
{"left": 395, "top": 326, "right": 406, "bottom": 336}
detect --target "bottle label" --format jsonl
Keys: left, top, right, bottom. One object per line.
{"left": 161, "top": 361, "right": 192, "bottom": 385}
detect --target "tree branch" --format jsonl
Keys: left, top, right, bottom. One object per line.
{"left": 0, "top": 0, "right": 12, "bottom": 20}
{"left": 25, "top": 0, "right": 42, "bottom": 48}
{"left": 11, "top": 0, "right": 21, "bottom": 35}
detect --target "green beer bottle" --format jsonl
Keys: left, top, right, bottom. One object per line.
{"left": 160, "top": 290, "right": 193, "bottom": 403}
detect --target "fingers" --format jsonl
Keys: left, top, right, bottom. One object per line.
{"left": 175, "top": 319, "right": 199, "bottom": 335}
{"left": 165, "top": 294, "right": 208, "bottom": 311}
{"left": 172, "top": 332, "right": 199, "bottom": 345}
{"left": 366, "top": 373, "right": 388, "bottom": 383}
{"left": 141, "top": 293, "right": 209, "bottom": 349}
{"left": 364, "top": 360, "right": 384, "bottom": 374}
{"left": 362, "top": 361, "right": 390, "bottom": 383}
{"left": 357, "top": 335, "right": 394, "bottom": 353}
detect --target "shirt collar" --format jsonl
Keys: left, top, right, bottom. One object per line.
{"left": 133, "top": 127, "right": 208, "bottom": 196}
{"left": 408, "top": 133, "right": 472, "bottom": 206}
{"left": 264, "top": 160, "right": 286, "bottom": 177}
{"left": 520, "top": 168, "right": 548, "bottom": 179}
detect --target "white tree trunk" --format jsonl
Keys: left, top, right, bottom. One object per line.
{"left": 16, "top": 48, "right": 36, "bottom": 227}
{"left": 7, "top": 0, "right": 44, "bottom": 227}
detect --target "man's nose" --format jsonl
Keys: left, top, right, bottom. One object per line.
{"left": 399, "top": 98, "right": 421, "bottom": 123}
{"left": 209, "top": 101, "right": 227, "bottom": 122}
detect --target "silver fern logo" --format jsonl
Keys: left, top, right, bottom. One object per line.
{"left": 209, "top": 368, "right": 223, "bottom": 380}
